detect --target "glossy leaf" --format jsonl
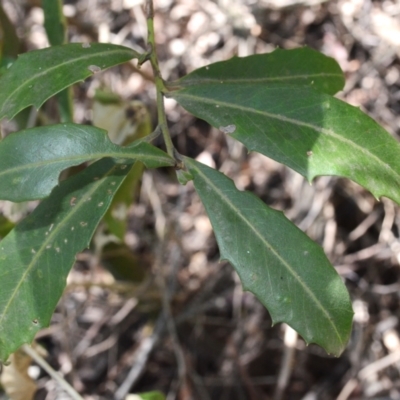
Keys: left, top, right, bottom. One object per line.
{"left": 172, "top": 84, "right": 400, "bottom": 206}
{"left": 176, "top": 47, "right": 344, "bottom": 95}
{"left": 0, "top": 158, "right": 131, "bottom": 362}
{"left": 0, "top": 123, "right": 175, "bottom": 202}
{"left": 185, "top": 158, "right": 353, "bottom": 356}
{"left": 0, "top": 43, "right": 140, "bottom": 120}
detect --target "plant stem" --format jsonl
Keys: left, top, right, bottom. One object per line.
{"left": 43, "top": 0, "right": 74, "bottom": 122}
{"left": 22, "top": 344, "right": 84, "bottom": 400}
{"left": 145, "top": 0, "right": 175, "bottom": 159}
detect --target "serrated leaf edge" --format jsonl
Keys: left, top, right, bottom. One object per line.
{"left": 177, "top": 91, "right": 398, "bottom": 199}
{"left": 186, "top": 158, "right": 346, "bottom": 350}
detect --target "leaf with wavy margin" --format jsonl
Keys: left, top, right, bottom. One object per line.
{"left": 185, "top": 157, "right": 353, "bottom": 356}
{"left": 0, "top": 43, "right": 140, "bottom": 120}
{"left": 176, "top": 47, "right": 344, "bottom": 95}
{"left": 172, "top": 84, "right": 400, "bottom": 205}
{"left": 0, "top": 123, "right": 174, "bottom": 201}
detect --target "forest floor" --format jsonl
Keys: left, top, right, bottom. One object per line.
{"left": 2, "top": 0, "right": 400, "bottom": 399}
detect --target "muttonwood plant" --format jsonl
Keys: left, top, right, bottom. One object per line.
{"left": 0, "top": 0, "right": 399, "bottom": 362}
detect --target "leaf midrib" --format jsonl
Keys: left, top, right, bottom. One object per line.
{"left": 181, "top": 72, "right": 342, "bottom": 86}
{"left": 0, "top": 150, "right": 172, "bottom": 180}
{"left": 177, "top": 91, "right": 398, "bottom": 186}
{"left": 0, "top": 163, "right": 121, "bottom": 326}
{"left": 189, "top": 160, "right": 344, "bottom": 346}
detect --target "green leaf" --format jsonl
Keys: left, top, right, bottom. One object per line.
{"left": 185, "top": 158, "right": 353, "bottom": 356}
{"left": 43, "top": 0, "right": 67, "bottom": 46}
{"left": 0, "top": 43, "right": 140, "bottom": 121}
{"left": 0, "top": 123, "right": 175, "bottom": 202}
{"left": 0, "top": 216, "right": 14, "bottom": 239}
{"left": 103, "top": 161, "right": 144, "bottom": 239}
{"left": 134, "top": 392, "right": 166, "bottom": 400}
{"left": 56, "top": 87, "right": 74, "bottom": 123}
{"left": 176, "top": 47, "right": 344, "bottom": 95}
{"left": 172, "top": 84, "right": 400, "bottom": 206}
{"left": 0, "top": 158, "right": 132, "bottom": 362}
{"left": 176, "top": 169, "right": 193, "bottom": 185}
